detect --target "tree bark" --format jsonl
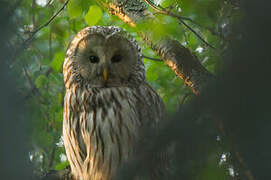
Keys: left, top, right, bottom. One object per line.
{"left": 104, "top": 0, "right": 213, "bottom": 95}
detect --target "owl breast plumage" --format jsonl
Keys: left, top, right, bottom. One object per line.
{"left": 62, "top": 26, "right": 166, "bottom": 180}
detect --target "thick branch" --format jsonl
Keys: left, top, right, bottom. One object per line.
{"left": 105, "top": 0, "right": 213, "bottom": 95}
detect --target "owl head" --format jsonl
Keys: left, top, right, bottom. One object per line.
{"left": 63, "top": 26, "right": 145, "bottom": 88}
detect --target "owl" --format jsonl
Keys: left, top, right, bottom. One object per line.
{"left": 62, "top": 26, "right": 167, "bottom": 180}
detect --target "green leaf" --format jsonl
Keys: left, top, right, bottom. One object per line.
{"left": 84, "top": 5, "right": 103, "bottom": 26}
{"left": 36, "top": 131, "right": 54, "bottom": 148}
{"left": 188, "top": 32, "right": 198, "bottom": 50}
{"left": 50, "top": 52, "right": 65, "bottom": 72}
{"left": 145, "top": 62, "right": 159, "bottom": 82}
{"left": 55, "top": 161, "right": 69, "bottom": 170}
{"left": 35, "top": 75, "right": 48, "bottom": 88}
{"left": 56, "top": 108, "right": 63, "bottom": 122}
{"left": 161, "top": 0, "right": 175, "bottom": 7}
{"left": 67, "top": 0, "right": 83, "bottom": 19}
{"left": 57, "top": 92, "right": 63, "bottom": 104}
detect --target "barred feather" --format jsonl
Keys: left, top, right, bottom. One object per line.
{"left": 63, "top": 83, "right": 165, "bottom": 180}
{"left": 63, "top": 26, "right": 167, "bottom": 180}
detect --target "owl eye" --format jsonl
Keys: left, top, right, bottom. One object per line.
{"left": 111, "top": 54, "right": 122, "bottom": 63}
{"left": 89, "top": 55, "right": 99, "bottom": 63}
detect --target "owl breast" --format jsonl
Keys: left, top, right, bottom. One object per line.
{"left": 63, "top": 84, "right": 163, "bottom": 180}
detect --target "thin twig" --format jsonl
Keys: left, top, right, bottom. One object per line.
{"left": 46, "top": 0, "right": 54, "bottom": 7}
{"left": 144, "top": 0, "right": 163, "bottom": 13}
{"left": 156, "top": 2, "right": 226, "bottom": 41}
{"left": 31, "top": 0, "right": 69, "bottom": 36}
{"left": 13, "top": 0, "right": 70, "bottom": 60}
{"left": 142, "top": 55, "right": 163, "bottom": 62}
{"left": 177, "top": 19, "right": 215, "bottom": 49}
{"left": 181, "top": 93, "right": 193, "bottom": 105}
{"left": 177, "top": 16, "right": 225, "bottom": 39}
{"left": 143, "top": 0, "right": 215, "bottom": 49}
{"left": 23, "top": 65, "right": 40, "bottom": 97}
{"left": 48, "top": 144, "right": 57, "bottom": 169}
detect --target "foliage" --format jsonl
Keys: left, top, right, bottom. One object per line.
{"left": 11, "top": 0, "right": 242, "bottom": 178}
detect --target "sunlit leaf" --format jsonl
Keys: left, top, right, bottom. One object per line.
{"left": 50, "top": 52, "right": 65, "bottom": 72}
{"left": 55, "top": 161, "right": 69, "bottom": 170}
{"left": 56, "top": 108, "right": 63, "bottom": 122}
{"left": 67, "top": 0, "right": 83, "bottom": 19}
{"left": 188, "top": 32, "right": 198, "bottom": 50}
{"left": 84, "top": 5, "right": 103, "bottom": 26}
{"left": 57, "top": 92, "right": 63, "bottom": 104}
{"left": 35, "top": 75, "right": 48, "bottom": 88}
{"left": 161, "top": 0, "right": 175, "bottom": 7}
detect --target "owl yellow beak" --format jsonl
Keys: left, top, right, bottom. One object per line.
{"left": 103, "top": 68, "right": 108, "bottom": 81}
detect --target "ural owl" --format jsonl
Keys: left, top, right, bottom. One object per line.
{"left": 63, "top": 26, "right": 167, "bottom": 180}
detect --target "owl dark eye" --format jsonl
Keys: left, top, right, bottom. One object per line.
{"left": 111, "top": 54, "right": 122, "bottom": 63}
{"left": 89, "top": 55, "right": 99, "bottom": 63}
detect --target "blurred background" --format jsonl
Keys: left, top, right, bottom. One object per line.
{"left": 0, "top": 0, "right": 270, "bottom": 179}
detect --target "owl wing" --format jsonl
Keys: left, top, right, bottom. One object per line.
{"left": 136, "top": 82, "right": 169, "bottom": 179}
{"left": 137, "top": 82, "right": 167, "bottom": 125}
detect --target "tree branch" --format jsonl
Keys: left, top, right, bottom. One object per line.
{"left": 48, "top": 145, "right": 57, "bottom": 169}
{"left": 13, "top": 0, "right": 70, "bottom": 61}
{"left": 30, "top": 0, "right": 69, "bottom": 37}
{"left": 105, "top": 0, "right": 213, "bottom": 94}
{"left": 143, "top": 0, "right": 215, "bottom": 49}
{"left": 142, "top": 55, "right": 163, "bottom": 62}
{"left": 23, "top": 64, "right": 40, "bottom": 97}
